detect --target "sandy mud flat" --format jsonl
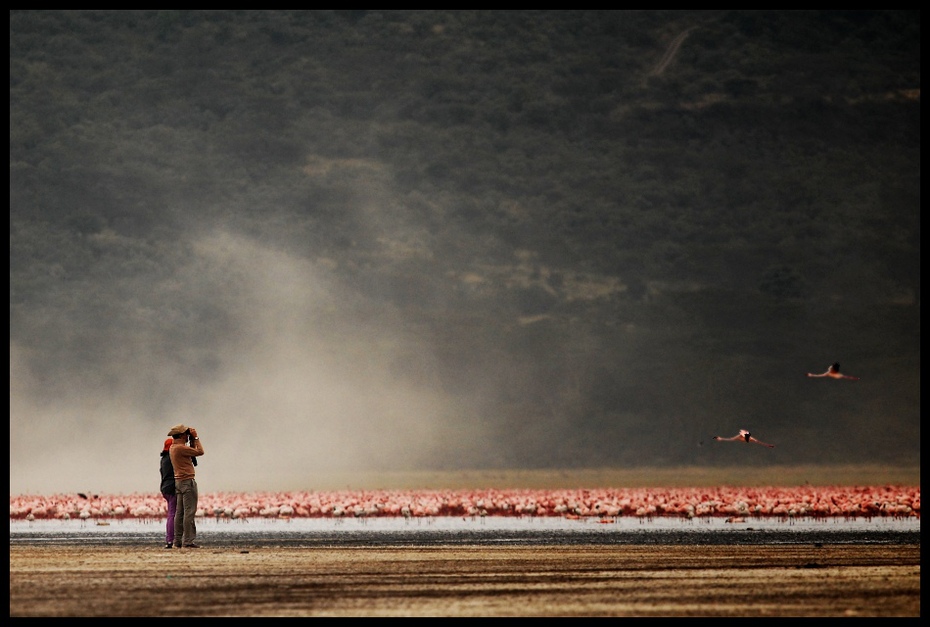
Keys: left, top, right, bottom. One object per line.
{"left": 10, "top": 516, "right": 920, "bottom": 617}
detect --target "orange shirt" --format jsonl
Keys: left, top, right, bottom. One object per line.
{"left": 169, "top": 439, "right": 204, "bottom": 481}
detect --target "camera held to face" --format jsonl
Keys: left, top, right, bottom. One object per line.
{"left": 185, "top": 428, "right": 198, "bottom": 466}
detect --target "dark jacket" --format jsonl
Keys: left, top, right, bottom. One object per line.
{"left": 160, "top": 452, "right": 176, "bottom": 495}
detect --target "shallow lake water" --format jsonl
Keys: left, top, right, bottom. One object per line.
{"left": 10, "top": 514, "right": 919, "bottom": 547}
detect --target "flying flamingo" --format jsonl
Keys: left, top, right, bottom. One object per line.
{"left": 807, "top": 362, "right": 859, "bottom": 380}
{"left": 713, "top": 429, "right": 775, "bottom": 448}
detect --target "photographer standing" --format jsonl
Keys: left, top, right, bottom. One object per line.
{"left": 167, "top": 424, "right": 205, "bottom": 548}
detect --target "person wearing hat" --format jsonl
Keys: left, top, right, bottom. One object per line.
{"left": 167, "top": 424, "right": 205, "bottom": 548}
{"left": 159, "top": 438, "right": 178, "bottom": 549}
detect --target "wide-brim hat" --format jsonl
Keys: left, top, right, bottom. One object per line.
{"left": 167, "top": 424, "right": 188, "bottom": 437}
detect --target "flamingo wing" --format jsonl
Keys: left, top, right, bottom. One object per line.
{"left": 714, "top": 431, "right": 774, "bottom": 448}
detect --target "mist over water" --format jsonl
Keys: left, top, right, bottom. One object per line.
{"left": 9, "top": 223, "right": 921, "bottom": 495}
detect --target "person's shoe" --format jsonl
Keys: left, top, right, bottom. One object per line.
{"left": 173, "top": 544, "right": 182, "bottom": 549}
{"left": 164, "top": 543, "right": 174, "bottom": 549}
{"left": 183, "top": 543, "right": 201, "bottom": 548}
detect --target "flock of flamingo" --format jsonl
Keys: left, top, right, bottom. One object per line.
{"left": 9, "top": 484, "right": 919, "bottom": 523}
{"left": 11, "top": 363, "right": 918, "bottom": 525}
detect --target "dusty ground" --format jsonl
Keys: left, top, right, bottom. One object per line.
{"left": 9, "top": 543, "right": 920, "bottom": 617}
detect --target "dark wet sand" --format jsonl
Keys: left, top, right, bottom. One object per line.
{"left": 9, "top": 543, "right": 920, "bottom": 616}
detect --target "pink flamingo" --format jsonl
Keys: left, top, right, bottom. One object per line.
{"left": 713, "top": 429, "right": 775, "bottom": 448}
{"left": 807, "top": 362, "right": 859, "bottom": 380}
{"left": 8, "top": 485, "right": 920, "bottom": 521}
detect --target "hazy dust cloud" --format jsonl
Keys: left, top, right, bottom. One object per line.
{"left": 10, "top": 230, "right": 487, "bottom": 495}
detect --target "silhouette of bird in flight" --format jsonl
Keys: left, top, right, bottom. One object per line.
{"left": 807, "top": 362, "right": 859, "bottom": 380}
{"left": 713, "top": 429, "right": 775, "bottom": 448}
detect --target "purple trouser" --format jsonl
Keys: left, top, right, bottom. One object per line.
{"left": 163, "top": 492, "right": 178, "bottom": 544}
